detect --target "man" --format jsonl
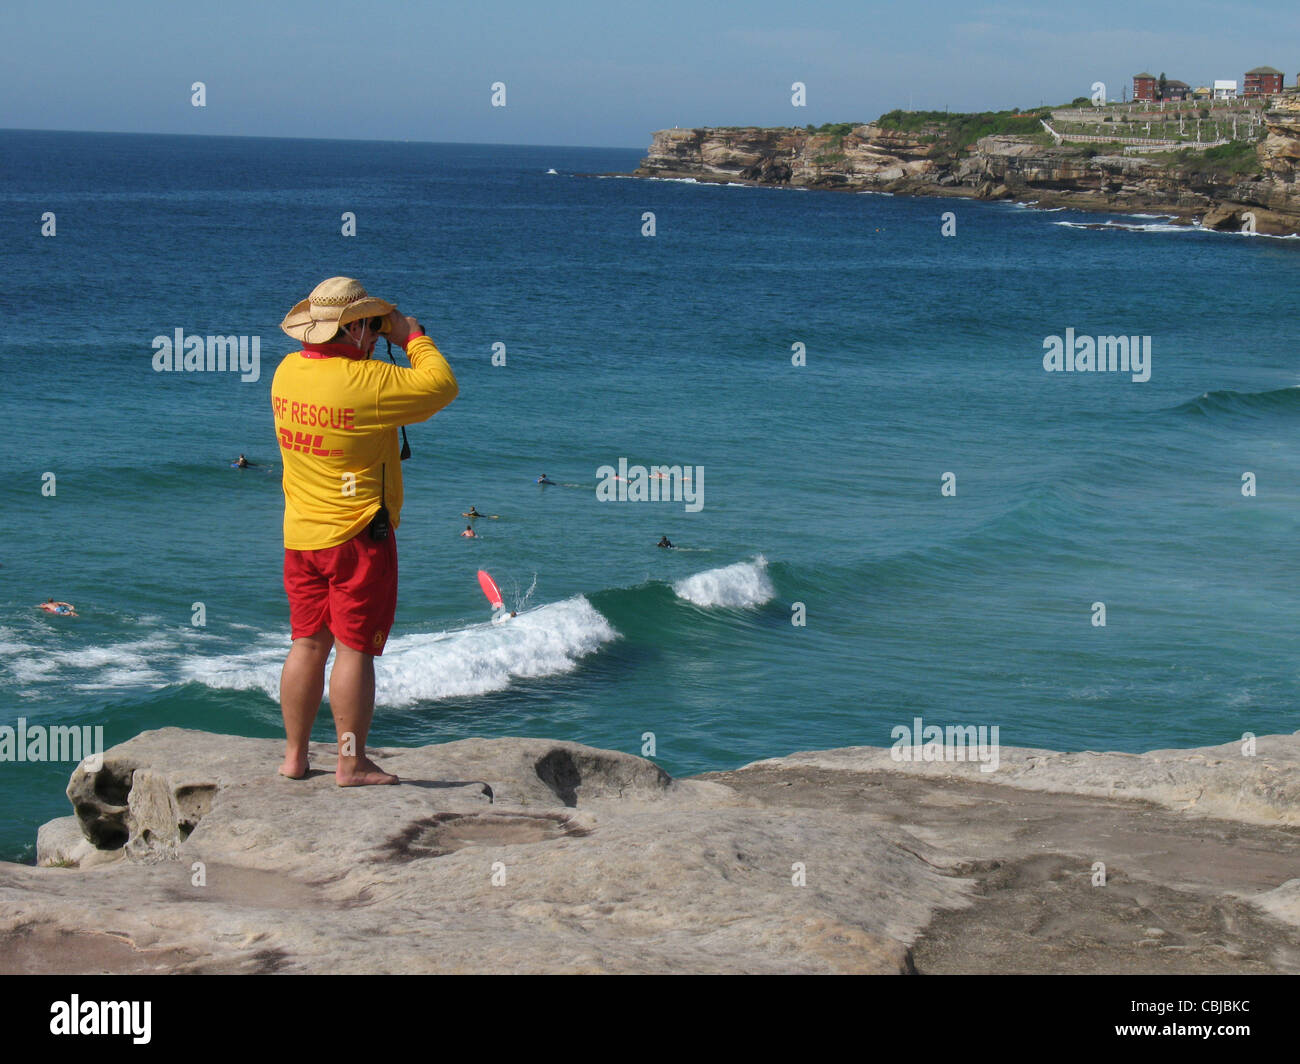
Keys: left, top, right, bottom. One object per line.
{"left": 272, "top": 277, "right": 458, "bottom": 785}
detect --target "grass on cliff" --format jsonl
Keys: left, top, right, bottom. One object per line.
{"left": 797, "top": 111, "right": 1051, "bottom": 163}
{"left": 874, "top": 108, "right": 1050, "bottom": 155}
{"left": 805, "top": 122, "right": 859, "bottom": 138}
{"left": 1157, "top": 139, "right": 1262, "bottom": 179}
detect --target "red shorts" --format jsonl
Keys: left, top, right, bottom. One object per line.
{"left": 284, "top": 530, "right": 398, "bottom": 654}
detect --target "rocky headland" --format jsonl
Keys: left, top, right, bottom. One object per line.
{"left": 631, "top": 100, "right": 1300, "bottom": 235}
{"left": 2, "top": 727, "right": 1299, "bottom": 974}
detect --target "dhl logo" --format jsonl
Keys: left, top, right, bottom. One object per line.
{"left": 278, "top": 428, "right": 343, "bottom": 457}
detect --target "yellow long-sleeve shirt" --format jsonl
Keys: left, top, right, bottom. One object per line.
{"left": 271, "top": 334, "right": 458, "bottom": 550}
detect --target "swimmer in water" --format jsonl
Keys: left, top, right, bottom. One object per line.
{"left": 460, "top": 525, "right": 477, "bottom": 538}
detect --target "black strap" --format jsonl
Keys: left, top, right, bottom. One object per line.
{"left": 386, "top": 339, "right": 412, "bottom": 460}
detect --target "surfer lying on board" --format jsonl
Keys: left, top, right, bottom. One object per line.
{"left": 464, "top": 506, "right": 482, "bottom": 518}
{"left": 657, "top": 535, "right": 673, "bottom": 549}
{"left": 234, "top": 454, "right": 255, "bottom": 468}
{"left": 536, "top": 473, "right": 555, "bottom": 485}
{"left": 38, "top": 599, "right": 77, "bottom": 617}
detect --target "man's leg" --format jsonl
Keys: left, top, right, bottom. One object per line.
{"left": 279, "top": 627, "right": 334, "bottom": 778}
{"left": 329, "top": 642, "right": 398, "bottom": 786}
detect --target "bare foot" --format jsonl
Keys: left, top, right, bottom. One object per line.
{"left": 279, "top": 755, "right": 309, "bottom": 780}
{"left": 336, "top": 756, "right": 399, "bottom": 787}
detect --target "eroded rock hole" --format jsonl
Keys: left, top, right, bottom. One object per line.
{"left": 175, "top": 784, "right": 216, "bottom": 840}
{"left": 92, "top": 765, "right": 132, "bottom": 806}
{"left": 535, "top": 749, "right": 581, "bottom": 807}
{"left": 383, "top": 812, "right": 591, "bottom": 862}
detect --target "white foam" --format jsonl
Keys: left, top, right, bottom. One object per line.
{"left": 1055, "top": 220, "right": 1193, "bottom": 233}
{"left": 9, "top": 657, "right": 59, "bottom": 683}
{"left": 0, "top": 629, "right": 192, "bottom": 697}
{"left": 599, "top": 174, "right": 703, "bottom": 184}
{"left": 4, "top": 593, "right": 620, "bottom": 706}
{"left": 673, "top": 556, "right": 775, "bottom": 609}
{"left": 74, "top": 665, "right": 167, "bottom": 689}
{"left": 377, "top": 596, "right": 618, "bottom": 706}
{"left": 178, "top": 595, "right": 619, "bottom": 707}
{"left": 1055, "top": 218, "right": 1299, "bottom": 239}
{"left": 178, "top": 639, "right": 294, "bottom": 700}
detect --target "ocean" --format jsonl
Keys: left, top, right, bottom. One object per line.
{"left": 2, "top": 129, "right": 1298, "bottom": 862}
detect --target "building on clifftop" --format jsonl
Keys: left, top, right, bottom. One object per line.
{"left": 1244, "top": 66, "right": 1284, "bottom": 96}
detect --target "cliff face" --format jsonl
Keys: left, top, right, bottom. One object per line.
{"left": 636, "top": 112, "right": 1300, "bottom": 234}
{"left": 1260, "top": 99, "right": 1300, "bottom": 182}
{"left": 639, "top": 125, "right": 938, "bottom": 189}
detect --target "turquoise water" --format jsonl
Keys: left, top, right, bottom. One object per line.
{"left": 2, "top": 129, "right": 1298, "bottom": 862}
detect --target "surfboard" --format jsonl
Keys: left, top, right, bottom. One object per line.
{"left": 477, "top": 570, "right": 504, "bottom": 611}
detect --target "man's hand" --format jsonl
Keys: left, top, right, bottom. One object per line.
{"left": 383, "top": 310, "right": 421, "bottom": 349}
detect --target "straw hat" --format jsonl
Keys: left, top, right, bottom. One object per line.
{"left": 280, "top": 277, "right": 394, "bottom": 343}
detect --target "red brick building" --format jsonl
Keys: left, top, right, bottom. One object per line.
{"left": 1244, "top": 66, "right": 1284, "bottom": 96}
{"left": 1133, "top": 72, "right": 1156, "bottom": 101}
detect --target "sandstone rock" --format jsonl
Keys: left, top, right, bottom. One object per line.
{"left": 1260, "top": 100, "right": 1300, "bottom": 181}
{"left": 746, "top": 731, "right": 1300, "bottom": 827}
{"left": 1253, "top": 879, "right": 1300, "bottom": 926}
{"left": 1202, "top": 201, "right": 1299, "bottom": 235}
{"left": 4, "top": 728, "right": 1299, "bottom": 974}
{"left": 35, "top": 817, "right": 95, "bottom": 868}
{"left": 1202, "top": 203, "right": 1244, "bottom": 229}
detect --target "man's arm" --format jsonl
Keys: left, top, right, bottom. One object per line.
{"left": 372, "top": 317, "right": 459, "bottom": 428}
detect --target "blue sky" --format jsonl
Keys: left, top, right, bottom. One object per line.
{"left": 2, "top": 0, "right": 1296, "bottom": 147}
